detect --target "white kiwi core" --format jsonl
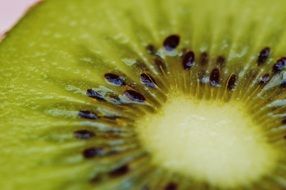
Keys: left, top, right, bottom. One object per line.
{"left": 136, "top": 93, "right": 279, "bottom": 188}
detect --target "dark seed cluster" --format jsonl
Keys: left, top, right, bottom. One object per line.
{"left": 62, "top": 34, "right": 286, "bottom": 189}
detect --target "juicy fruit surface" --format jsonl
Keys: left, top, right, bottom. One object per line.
{"left": 1, "top": 0, "right": 286, "bottom": 189}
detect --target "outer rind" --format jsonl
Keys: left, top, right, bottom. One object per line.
{"left": 0, "top": 0, "right": 42, "bottom": 42}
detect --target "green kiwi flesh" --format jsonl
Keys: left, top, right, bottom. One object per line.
{"left": 2, "top": 0, "right": 286, "bottom": 189}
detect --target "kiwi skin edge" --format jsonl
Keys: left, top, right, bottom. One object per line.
{"left": 1, "top": 0, "right": 286, "bottom": 190}
{"left": 0, "top": 0, "right": 43, "bottom": 42}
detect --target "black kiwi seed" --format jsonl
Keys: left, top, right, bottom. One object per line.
{"left": 146, "top": 44, "right": 157, "bottom": 55}
{"left": 182, "top": 51, "right": 195, "bottom": 70}
{"left": 164, "top": 182, "right": 178, "bottom": 190}
{"left": 200, "top": 51, "right": 209, "bottom": 65}
{"left": 104, "top": 73, "right": 125, "bottom": 86}
{"left": 227, "top": 74, "right": 237, "bottom": 91}
{"left": 259, "top": 73, "right": 271, "bottom": 85}
{"left": 124, "top": 90, "right": 146, "bottom": 102}
{"left": 273, "top": 57, "right": 286, "bottom": 73}
{"left": 216, "top": 55, "right": 225, "bottom": 67}
{"left": 154, "top": 56, "right": 167, "bottom": 72}
{"left": 210, "top": 68, "right": 220, "bottom": 86}
{"left": 163, "top": 34, "right": 180, "bottom": 51}
{"left": 140, "top": 73, "right": 157, "bottom": 88}
{"left": 78, "top": 110, "right": 99, "bottom": 120}
{"left": 82, "top": 147, "right": 105, "bottom": 159}
{"left": 86, "top": 89, "right": 105, "bottom": 101}
{"left": 74, "top": 130, "right": 95, "bottom": 140}
{"left": 108, "top": 164, "right": 129, "bottom": 177}
{"left": 257, "top": 47, "right": 270, "bottom": 65}
{"left": 105, "top": 92, "right": 122, "bottom": 104}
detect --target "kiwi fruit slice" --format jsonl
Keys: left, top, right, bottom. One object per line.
{"left": 1, "top": 0, "right": 286, "bottom": 189}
